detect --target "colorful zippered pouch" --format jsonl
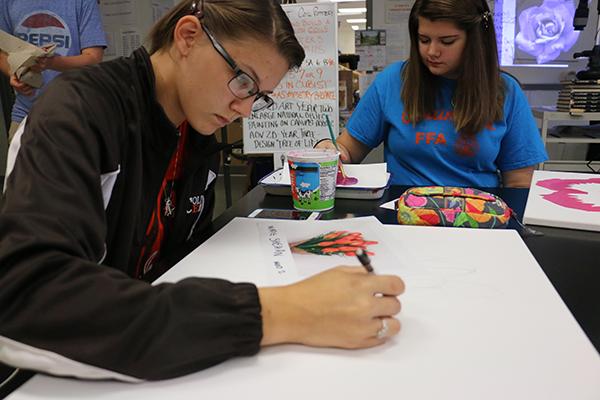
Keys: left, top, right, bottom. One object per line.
{"left": 396, "top": 186, "right": 512, "bottom": 228}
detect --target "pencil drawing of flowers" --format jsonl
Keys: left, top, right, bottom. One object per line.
{"left": 515, "top": 0, "right": 580, "bottom": 63}
{"left": 289, "top": 231, "right": 378, "bottom": 256}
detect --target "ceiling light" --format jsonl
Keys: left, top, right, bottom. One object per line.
{"left": 346, "top": 18, "right": 367, "bottom": 23}
{"left": 338, "top": 11, "right": 364, "bottom": 17}
{"left": 351, "top": 25, "right": 360, "bottom": 31}
{"left": 338, "top": 8, "right": 367, "bottom": 13}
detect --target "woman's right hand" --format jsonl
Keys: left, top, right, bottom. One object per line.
{"left": 314, "top": 139, "right": 352, "bottom": 163}
{"left": 10, "top": 74, "right": 35, "bottom": 96}
{"left": 259, "top": 266, "right": 405, "bottom": 349}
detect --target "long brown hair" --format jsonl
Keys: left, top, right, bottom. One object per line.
{"left": 401, "top": 0, "right": 503, "bottom": 138}
{"left": 148, "top": 0, "right": 305, "bottom": 69}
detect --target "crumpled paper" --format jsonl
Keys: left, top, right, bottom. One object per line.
{"left": 0, "top": 29, "right": 56, "bottom": 88}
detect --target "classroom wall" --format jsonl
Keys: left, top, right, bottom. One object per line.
{"left": 370, "top": 0, "right": 587, "bottom": 108}
{"left": 99, "top": 1, "right": 358, "bottom": 61}
{"left": 338, "top": 19, "right": 356, "bottom": 54}
{"left": 368, "top": 0, "right": 598, "bottom": 167}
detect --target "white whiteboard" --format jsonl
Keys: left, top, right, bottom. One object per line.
{"left": 243, "top": 2, "right": 339, "bottom": 154}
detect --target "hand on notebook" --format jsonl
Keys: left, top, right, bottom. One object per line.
{"left": 258, "top": 266, "right": 405, "bottom": 349}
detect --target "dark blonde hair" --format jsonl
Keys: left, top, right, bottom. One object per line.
{"left": 401, "top": 0, "right": 504, "bottom": 139}
{"left": 148, "top": 0, "right": 305, "bottom": 69}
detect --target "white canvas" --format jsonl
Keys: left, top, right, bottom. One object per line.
{"left": 524, "top": 170, "right": 600, "bottom": 231}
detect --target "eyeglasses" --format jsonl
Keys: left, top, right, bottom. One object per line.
{"left": 190, "top": 1, "right": 275, "bottom": 112}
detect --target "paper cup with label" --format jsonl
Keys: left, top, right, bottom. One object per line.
{"left": 287, "top": 149, "right": 339, "bottom": 211}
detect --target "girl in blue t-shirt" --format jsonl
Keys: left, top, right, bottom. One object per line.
{"left": 318, "top": 0, "right": 547, "bottom": 188}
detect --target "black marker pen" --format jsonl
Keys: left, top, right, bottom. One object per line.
{"left": 355, "top": 248, "right": 374, "bottom": 273}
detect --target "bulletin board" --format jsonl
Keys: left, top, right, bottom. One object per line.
{"left": 243, "top": 2, "right": 339, "bottom": 154}
{"left": 355, "top": 29, "right": 387, "bottom": 71}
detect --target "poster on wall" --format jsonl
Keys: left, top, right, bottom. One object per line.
{"left": 243, "top": 2, "right": 339, "bottom": 154}
{"left": 498, "top": 0, "right": 595, "bottom": 65}
{"left": 382, "top": 0, "right": 412, "bottom": 64}
{"left": 355, "top": 29, "right": 387, "bottom": 71}
{"left": 99, "top": 0, "right": 174, "bottom": 60}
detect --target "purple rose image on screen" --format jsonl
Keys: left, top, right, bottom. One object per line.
{"left": 515, "top": 0, "right": 580, "bottom": 64}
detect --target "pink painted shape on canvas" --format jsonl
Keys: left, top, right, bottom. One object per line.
{"left": 536, "top": 178, "right": 600, "bottom": 212}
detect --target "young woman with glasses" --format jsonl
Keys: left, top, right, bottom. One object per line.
{"left": 0, "top": 0, "right": 404, "bottom": 382}
{"left": 317, "top": 0, "right": 547, "bottom": 188}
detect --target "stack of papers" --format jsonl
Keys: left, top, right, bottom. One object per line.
{"left": 260, "top": 162, "right": 391, "bottom": 199}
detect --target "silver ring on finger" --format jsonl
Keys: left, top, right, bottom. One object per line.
{"left": 376, "top": 318, "right": 389, "bottom": 339}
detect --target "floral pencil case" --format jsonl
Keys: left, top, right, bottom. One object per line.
{"left": 396, "top": 186, "right": 512, "bottom": 228}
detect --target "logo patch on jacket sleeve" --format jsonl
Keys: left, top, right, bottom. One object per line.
{"left": 186, "top": 195, "right": 205, "bottom": 214}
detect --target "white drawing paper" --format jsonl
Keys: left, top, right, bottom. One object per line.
{"left": 8, "top": 219, "right": 600, "bottom": 400}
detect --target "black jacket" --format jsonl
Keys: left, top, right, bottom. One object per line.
{"left": 0, "top": 48, "right": 261, "bottom": 381}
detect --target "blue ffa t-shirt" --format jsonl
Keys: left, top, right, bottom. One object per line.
{"left": 347, "top": 61, "right": 548, "bottom": 187}
{"left": 0, "top": 0, "right": 107, "bottom": 122}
